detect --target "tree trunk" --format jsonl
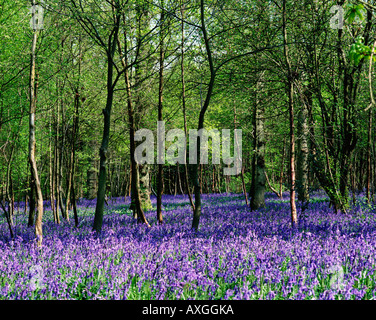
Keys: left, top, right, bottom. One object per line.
{"left": 117, "top": 20, "right": 150, "bottom": 226}
{"left": 234, "top": 105, "right": 248, "bottom": 205}
{"left": 70, "top": 86, "right": 80, "bottom": 227}
{"left": 0, "top": 200, "right": 13, "bottom": 239}
{"left": 297, "top": 89, "right": 309, "bottom": 210}
{"left": 28, "top": 166, "right": 36, "bottom": 226}
{"left": 139, "top": 164, "right": 152, "bottom": 210}
{"left": 250, "top": 75, "right": 266, "bottom": 210}
{"left": 29, "top": 4, "right": 44, "bottom": 245}
{"left": 173, "top": 167, "right": 177, "bottom": 196}
{"left": 192, "top": 0, "right": 216, "bottom": 231}
{"left": 65, "top": 144, "right": 73, "bottom": 221}
{"left": 282, "top": 0, "right": 297, "bottom": 226}
{"left": 180, "top": 1, "right": 195, "bottom": 211}
{"left": 49, "top": 111, "right": 57, "bottom": 223}
{"left": 367, "top": 108, "right": 372, "bottom": 204}
{"left": 279, "top": 137, "right": 286, "bottom": 199}
{"left": 156, "top": 0, "right": 165, "bottom": 224}
{"left": 55, "top": 84, "right": 62, "bottom": 220}
{"left": 93, "top": 15, "right": 120, "bottom": 232}
{"left": 5, "top": 142, "right": 15, "bottom": 226}
{"left": 177, "top": 164, "right": 184, "bottom": 194}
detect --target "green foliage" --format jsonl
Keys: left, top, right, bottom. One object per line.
{"left": 345, "top": 3, "right": 366, "bottom": 24}
{"left": 0, "top": 0, "right": 376, "bottom": 228}
{"left": 349, "top": 36, "right": 375, "bottom": 66}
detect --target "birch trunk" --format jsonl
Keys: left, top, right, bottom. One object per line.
{"left": 29, "top": 1, "right": 44, "bottom": 245}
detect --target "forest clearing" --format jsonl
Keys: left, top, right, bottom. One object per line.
{"left": 1, "top": 192, "right": 376, "bottom": 300}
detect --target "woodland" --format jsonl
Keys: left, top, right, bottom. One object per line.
{"left": 1, "top": 0, "right": 376, "bottom": 300}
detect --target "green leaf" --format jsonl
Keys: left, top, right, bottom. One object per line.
{"left": 345, "top": 10, "right": 356, "bottom": 24}
{"left": 345, "top": 4, "right": 365, "bottom": 24}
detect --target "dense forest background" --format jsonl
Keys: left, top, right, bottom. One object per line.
{"left": 1, "top": 0, "right": 376, "bottom": 243}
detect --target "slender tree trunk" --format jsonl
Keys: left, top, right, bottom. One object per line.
{"left": 177, "top": 164, "right": 184, "bottom": 194}
{"left": 351, "top": 163, "right": 356, "bottom": 205}
{"left": 283, "top": 0, "right": 297, "bottom": 226}
{"left": 157, "top": 1, "right": 165, "bottom": 224}
{"left": 93, "top": 16, "right": 120, "bottom": 232}
{"left": 56, "top": 57, "right": 67, "bottom": 219}
{"left": 225, "top": 168, "right": 230, "bottom": 193}
{"left": 1, "top": 133, "right": 16, "bottom": 232}
{"left": 367, "top": 108, "right": 372, "bottom": 204}
{"left": 5, "top": 143, "right": 15, "bottom": 226}
{"left": 192, "top": 0, "right": 216, "bottom": 230}
{"left": 72, "top": 88, "right": 80, "bottom": 227}
{"left": 297, "top": 90, "right": 309, "bottom": 210}
{"left": 117, "top": 21, "right": 149, "bottom": 226}
{"left": 367, "top": 40, "right": 376, "bottom": 203}
{"left": 72, "top": 180, "right": 78, "bottom": 227}
{"left": 199, "top": 165, "right": 203, "bottom": 194}
{"left": 180, "top": 1, "right": 195, "bottom": 211}
{"left": 233, "top": 106, "right": 248, "bottom": 205}
{"left": 65, "top": 144, "right": 73, "bottom": 221}
{"left": 49, "top": 112, "right": 57, "bottom": 223}
{"left": 133, "top": 5, "right": 152, "bottom": 212}
{"left": 59, "top": 117, "right": 67, "bottom": 220}
{"left": 71, "top": 34, "right": 81, "bottom": 227}
{"left": 168, "top": 166, "right": 172, "bottom": 195}
{"left": 55, "top": 83, "right": 62, "bottom": 220}
{"left": 139, "top": 165, "right": 152, "bottom": 210}
{"left": 174, "top": 166, "right": 179, "bottom": 196}
{"left": 29, "top": 4, "right": 44, "bottom": 245}
{"left": 54, "top": 145, "right": 60, "bottom": 224}
{"left": 250, "top": 75, "right": 266, "bottom": 210}
{"left": 0, "top": 200, "right": 13, "bottom": 238}
{"left": 9, "top": 175, "right": 14, "bottom": 223}
{"left": 279, "top": 137, "right": 286, "bottom": 199}
{"left": 93, "top": 59, "right": 114, "bottom": 232}
{"left": 128, "top": 165, "right": 132, "bottom": 197}
{"left": 28, "top": 168, "right": 35, "bottom": 226}
{"left": 241, "top": 166, "right": 249, "bottom": 205}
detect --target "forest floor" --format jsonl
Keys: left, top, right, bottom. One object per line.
{"left": 1, "top": 192, "right": 376, "bottom": 300}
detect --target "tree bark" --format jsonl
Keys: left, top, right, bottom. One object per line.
{"left": 93, "top": 12, "right": 120, "bottom": 232}
{"left": 180, "top": 2, "right": 195, "bottom": 211}
{"left": 72, "top": 88, "right": 80, "bottom": 227}
{"left": 279, "top": 137, "right": 286, "bottom": 199}
{"left": 250, "top": 75, "right": 266, "bottom": 210}
{"left": 29, "top": 2, "right": 44, "bottom": 245}
{"left": 49, "top": 111, "right": 57, "bottom": 223}
{"left": 192, "top": 0, "right": 215, "bottom": 230}
{"left": 367, "top": 95, "right": 373, "bottom": 203}
{"left": 282, "top": 0, "right": 297, "bottom": 226}
{"left": 297, "top": 86, "right": 310, "bottom": 210}
{"left": 117, "top": 18, "right": 150, "bottom": 226}
{"left": 157, "top": 0, "right": 165, "bottom": 224}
